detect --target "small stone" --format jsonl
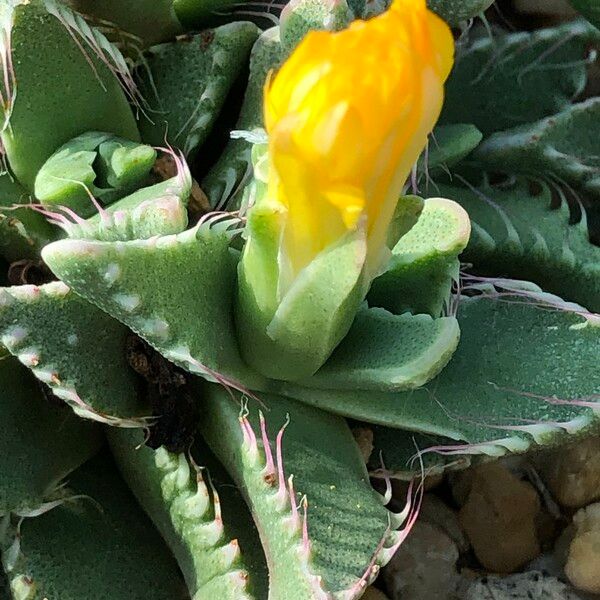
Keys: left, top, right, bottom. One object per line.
{"left": 459, "top": 571, "right": 583, "bottom": 600}
{"left": 458, "top": 462, "right": 541, "bottom": 573}
{"left": 362, "top": 587, "right": 390, "bottom": 600}
{"left": 534, "top": 437, "right": 600, "bottom": 508}
{"left": 382, "top": 521, "right": 460, "bottom": 600}
{"left": 566, "top": 502, "right": 600, "bottom": 594}
{"left": 420, "top": 494, "right": 469, "bottom": 553}
{"left": 352, "top": 427, "right": 374, "bottom": 463}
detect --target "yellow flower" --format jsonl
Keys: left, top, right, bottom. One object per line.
{"left": 263, "top": 0, "right": 454, "bottom": 290}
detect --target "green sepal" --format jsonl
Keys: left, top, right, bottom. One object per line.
{"left": 369, "top": 197, "right": 471, "bottom": 317}
{"left": 0, "top": 0, "right": 139, "bottom": 190}
{"left": 0, "top": 282, "right": 148, "bottom": 423}
{"left": 291, "top": 306, "right": 460, "bottom": 392}
{"left": 1, "top": 453, "right": 186, "bottom": 600}
{"left": 0, "top": 357, "right": 102, "bottom": 514}
{"left": 35, "top": 132, "right": 156, "bottom": 218}
{"left": 237, "top": 225, "right": 367, "bottom": 381}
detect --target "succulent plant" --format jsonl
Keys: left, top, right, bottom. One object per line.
{"left": 0, "top": 0, "right": 599, "bottom": 598}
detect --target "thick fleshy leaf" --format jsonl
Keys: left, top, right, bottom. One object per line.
{"left": 295, "top": 306, "right": 459, "bottom": 392}
{"left": 569, "top": 0, "right": 600, "bottom": 28}
{"left": 200, "top": 385, "right": 412, "bottom": 599}
{"left": 279, "top": 0, "right": 352, "bottom": 56}
{"left": 42, "top": 221, "right": 265, "bottom": 390}
{"left": 173, "top": 0, "right": 240, "bottom": 27}
{"left": 65, "top": 0, "right": 184, "bottom": 45}
{"left": 1, "top": 453, "right": 187, "bottom": 600}
{"left": 0, "top": 357, "right": 102, "bottom": 514}
{"left": 438, "top": 178, "right": 600, "bottom": 312}
{"left": 109, "top": 429, "right": 268, "bottom": 600}
{"left": 427, "top": 0, "right": 494, "bottom": 25}
{"left": 276, "top": 283, "right": 600, "bottom": 458}
{"left": 473, "top": 99, "right": 600, "bottom": 201}
{"left": 202, "top": 27, "right": 281, "bottom": 210}
{"left": 0, "top": 174, "right": 58, "bottom": 262}
{"left": 0, "top": 0, "right": 139, "bottom": 189}
{"left": 418, "top": 124, "right": 483, "bottom": 177}
{"left": 34, "top": 132, "right": 157, "bottom": 218}
{"left": 0, "top": 282, "right": 147, "bottom": 423}
{"left": 137, "top": 22, "right": 260, "bottom": 157}
{"left": 364, "top": 426, "right": 471, "bottom": 479}
{"left": 440, "top": 20, "right": 599, "bottom": 135}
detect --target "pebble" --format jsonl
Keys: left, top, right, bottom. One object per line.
{"left": 534, "top": 437, "right": 600, "bottom": 508}
{"left": 362, "top": 587, "right": 390, "bottom": 600}
{"left": 352, "top": 427, "right": 374, "bottom": 463}
{"left": 420, "top": 493, "right": 469, "bottom": 553}
{"left": 456, "top": 462, "right": 542, "bottom": 572}
{"left": 459, "top": 571, "right": 583, "bottom": 599}
{"left": 382, "top": 520, "right": 460, "bottom": 600}
{"left": 565, "top": 502, "right": 600, "bottom": 594}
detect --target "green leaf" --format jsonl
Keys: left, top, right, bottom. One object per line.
{"left": 202, "top": 27, "right": 281, "bottom": 210}
{"left": 294, "top": 306, "right": 460, "bottom": 392}
{"left": 473, "top": 98, "right": 600, "bottom": 201}
{"left": 275, "top": 284, "right": 600, "bottom": 457}
{"left": 419, "top": 124, "right": 483, "bottom": 176}
{"left": 41, "top": 221, "right": 265, "bottom": 390}
{"left": 436, "top": 178, "right": 600, "bottom": 312}
{"left": 65, "top": 0, "right": 184, "bottom": 46}
{"left": 0, "top": 357, "right": 102, "bottom": 514}
{"left": 0, "top": 282, "right": 148, "bottom": 423}
{"left": 137, "top": 22, "right": 260, "bottom": 157}
{"left": 440, "top": 20, "right": 600, "bottom": 135}
{"left": 109, "top": 429, "right": 268, "bottom": 600}
{"left": 0, "top": 174, "right": 58, "bottom": 262}
{"left": 427, "top": 0, "right": 494, "bottom": 26}
{"left": 1, "top": 453, "right": 186, "bottom": 600}
{"left": 173, "top": 0, "right": 241, "bottom": 27}
{"left": 365, "top": 426, "right": 472, "bottom": 479}
{"left": 0, "top": 0, "right": 139, "bottom": 190}
{"left": 569, "top": 0, "right": 600, "bottom": 28}
{"left": 34, "top": 132, "right": 156, "bottom": 218}
{"left": 279, "top": 0, "right": 352, "bottom": 56}
{"left": 200, "top": 385, "right": 412, "bottom": 599}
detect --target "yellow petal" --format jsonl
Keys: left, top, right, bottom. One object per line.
{"left": 262, "top": 0, "right": 455, "bottom": 285}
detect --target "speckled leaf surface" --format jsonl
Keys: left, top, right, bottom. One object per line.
{"left": 1, "top": 453, "right": 187, "bottom": 600}
{"left": 0, "top": 358, "right": 101, "bottom": 514}
{"left": 0, "top": 282, "right": 147, "bottom": 423}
